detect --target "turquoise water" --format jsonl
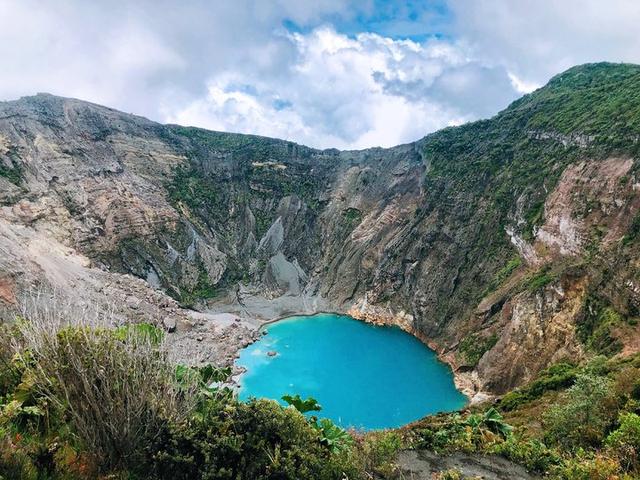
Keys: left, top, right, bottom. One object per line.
{"left": 236, "top": 313, "right": 467, "bottom": 430}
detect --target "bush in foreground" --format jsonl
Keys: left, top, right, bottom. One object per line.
{"left": 146, "top": 398, "right": 358, "bottom": 480}
{"left": 0, "top": 305, "right": 362, "bottom": 479}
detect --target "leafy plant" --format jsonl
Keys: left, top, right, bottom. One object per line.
{"left": 282, "top": 395, "right": 352, "bottom": 453}
{"left": 492, "top": 437, "right": 562, "bottom": 474}
{"left": 463, "top": 408, "right": 513, "bottom": 442}
{"left": 313, "top": 418, "right": 354, "bottom": 453}
{"left": 282, "top": 394, "right": 322, "bottom": 414}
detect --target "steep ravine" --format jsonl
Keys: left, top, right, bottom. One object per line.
{"left": 2, "top": 62, "right": 640, "bottom": 400}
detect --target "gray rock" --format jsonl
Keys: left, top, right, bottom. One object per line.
{"left": 162, "top": 316, "right": 177, "bottom": 333}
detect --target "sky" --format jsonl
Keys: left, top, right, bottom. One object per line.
{"left": 1, "top": 0, "right": 640, "bottom": 149}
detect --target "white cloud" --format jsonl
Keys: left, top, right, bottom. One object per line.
{"left": 167, "top": 27, "right": 516, "bottom": 149}
{"left": 507, "top": 73, "right": 540, "bottom": 95}
{"left": 449, "top": 0, "right": 640, "bottom": 87}
{"left": 0, "top": 0, "right": 364, "bottom": 117}
{"left": 1, "top": 0, "right": 639, "bottom": 149}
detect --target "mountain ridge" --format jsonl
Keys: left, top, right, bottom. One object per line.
{"left": 1, "top": 62, "right": 640, "bottom": 400}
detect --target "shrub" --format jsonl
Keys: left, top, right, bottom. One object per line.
{"left": 551, "top": 452, "right": 623, "bottom": 480}
{"left": 0, "top": 325, "right": 20, "bottom": 405}
{"left": 578, "top": 297, "right": 626, "bottom": 355}
{"left": 414, "top": 410, "right": 513, "bottom": 454}
{"left": 605, "top": 412, "right": 640, "bottom": 471}
{"left": 145, "top": 398, "right": 359, "bottom": 480}
{"left": 358, "top": 432, "right": 402, "bottom": 478}
{"left": 544, "top": 374, "right": 616, "bottom": 450}
{"left": 282, "top": 394, "right": 352, "bottom": 453}
{"left": 2, "top": 296, "right": 367, "bottom": 479}
{"left": 492, "top": 437, "right": 562, "bottom": 475}
{"left": 632, "top": 381, "right": 640, "bottom": 400}
{"left": 499, "top": 362, "right": 578, "bottom": 411}
{"left": 15, "top": 320, "right": 195, "bottom": 472}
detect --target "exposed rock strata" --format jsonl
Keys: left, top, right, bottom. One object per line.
{"left": 2, "top": 64, "right": 640, "bottom": 397}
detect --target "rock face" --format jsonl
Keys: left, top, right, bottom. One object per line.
{"left": 2, "top": 63, "right": 640, "bottom": 395}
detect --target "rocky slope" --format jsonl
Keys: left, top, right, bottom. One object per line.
{"left": 1, "top": 62, "right": 640, "bottom": 398}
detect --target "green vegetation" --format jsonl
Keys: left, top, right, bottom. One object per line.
{"left": 521, "top": 266, "right": 558, "bottom": 293}
{"left": 543, "top": 373, "right": 617, "bottom": 449}
{"left": 166, "top": 164, "right": 218, "bottom": 213}
{"left": 0, "top": 313, "right": 393, "bottom": 479}
{"left": 282, "top": 394, "right": 322, "bottom": 414}
{"left": 14, "top": 310, "right": 639, "bottom": 479}
{"left": 0, "top": 163, "right": 21, "bottom": 185}
{"left": 418, "top": 63, "right": 640, "bottom": 321}
{"left": 458, "top": 333, "right": 498, "bottom": 366}
{"left": 146, "top": 398, "right": 358, "bottom": 480}
{"left": 507, "top": 63, "right": 640, "bottom": 144}
{"left": 403, "top": 353, "right": 640, "bottom": 478}
{"left": 178, "top": 263, "right": 220, "bottom": 307}
{"left": 166, "top": 148, "right": 326, "bottom": 241}
{"left": 5, "top": 63, "right": 640, "bottom": 479}
{"left": 587, "top": 307, "right": 625, "bottom": 355}
{"left": 499, "top": 362, "right": 579, "bottom": 411}
{"left": 482, "top": 255, "right": 522, "bottom": 296}
{"left": 114, "top": 322, "right": 165, "bottom": 344}
{"left": 577, "top": 294, "right": 638, "bottom": 356}
{"left": 412, "top": 407, "right": 513, "bottom": 454}
{"left": 282, "top": 395, "right": 353, "bottom": 453}
{"left": 0, "top": 145, "right": 22, "bottom": 185}
{"left": 341, "top": 208, "right": 362, "bottom": 229}
{"left": 623, "top": 212, "right": 640, "bottom": 245}
{"left": 605, "top": 412, "right": 640, "bottom": 471}
{"left": 522, "top": 201, "right": 545, "bottom": 241}
{"left": 169, "top": 126, "right": 311, "bottom": 162}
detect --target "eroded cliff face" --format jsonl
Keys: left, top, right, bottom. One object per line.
{"left": 2, "top": 63, "right": 640, "bottom": 396}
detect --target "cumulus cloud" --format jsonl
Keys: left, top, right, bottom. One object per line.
{"left": 0, "top": 0, "right": 363, "bottom": 118}
{"left": 168, "top": 28, "right": 518, "bottom": 148}
{"left": 1, "top": 0, "right": 639, "bottom": 149}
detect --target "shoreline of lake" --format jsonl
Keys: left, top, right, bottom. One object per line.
{"left": 234, "top": 313, "right": 468, "bottom": 430}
